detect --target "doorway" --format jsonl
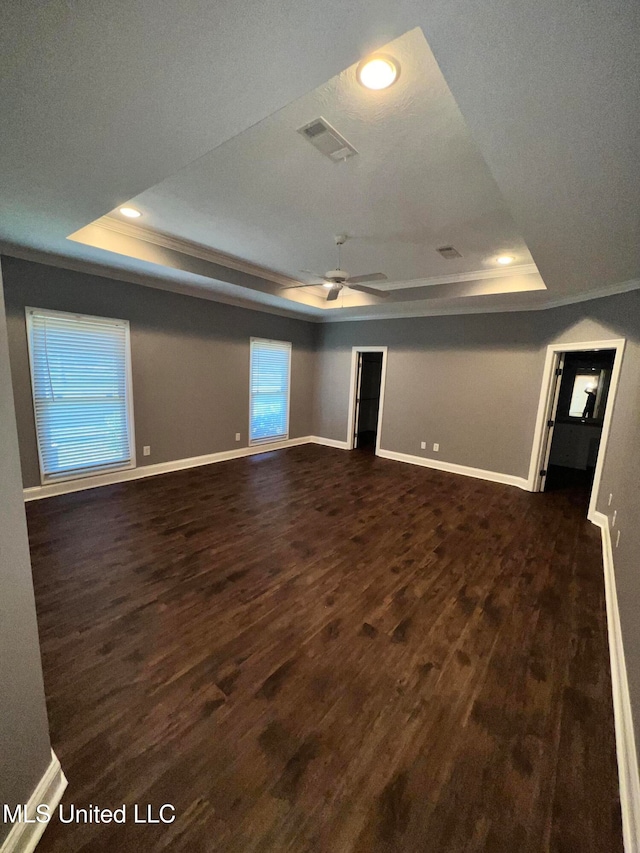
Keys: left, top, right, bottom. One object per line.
{"left": 354, "top": 352, "right": 383, "bottom": 450}
{"left": 543, "top": 349, "right": 615, "bottom": 502}
{"left": 529, "top": 338, "right": 625, "bottom": 518}
{"left": 347, "top": 346, "right": 388, "bottom": 454}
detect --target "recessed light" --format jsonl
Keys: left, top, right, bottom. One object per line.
{"left": 119, "top": 207, "right": 142, "bottom": 218}
{"left": 496, "top": 255, "right": 514, "bottom": 265}
{"left": 356, "top": 55, "right": 399, "bottom": 90}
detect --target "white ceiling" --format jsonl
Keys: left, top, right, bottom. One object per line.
{"left": 121, "top": 29, "right": 537, "bottom": 288}
{"left": 1, "top": 0, "right": 638, "bottom": 321}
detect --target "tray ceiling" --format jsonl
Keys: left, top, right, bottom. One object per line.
{"left": 1, "top": 0, "right": 638, "bottom": 320}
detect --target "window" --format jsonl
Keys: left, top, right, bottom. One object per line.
{"left": 249, "top": 338, "right": 291, "bottom": 444}
{"left": 26, "top": 308, "right": 135, "bottom": 482}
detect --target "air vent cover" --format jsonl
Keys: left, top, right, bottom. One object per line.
{"left": 297, "top": 117, "right": 358, "bottom": 162}
{"left": 437, "top": 246, "right": 462, "bottom": 260}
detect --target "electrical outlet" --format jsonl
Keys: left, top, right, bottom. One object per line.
{"left": 616, "top": 530, "right": 621, "bottom": 548}
{"left": 612, "top": 510, "right": 617, "bottom": 527}
{"left": 143, "top": 445, "right": 151, "bottom": 456}
{"left": 420, "top": 441, "right": 426, "bottom": 450}
{"left": 235, "top": 433, "right": 241, "bottom": 442}
{"left": 433, "top": 443, "right": 440, "bottom": 452}
{"left": 608, "top": 493, "right": 613, "bottom": 506}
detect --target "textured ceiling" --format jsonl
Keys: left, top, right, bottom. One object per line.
{"left": 1, "top": 0, "right": 638, "bottom": 321}
{"left": 125, "top": 29, "right": 536, "bottom": 290}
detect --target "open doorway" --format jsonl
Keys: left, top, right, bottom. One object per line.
{"left": 354, "top": 352, "right": 383, "bottom": 450}
{"left": 347, "top": 346, "right": 388, "bottom": 454}
{"left": 529, "top": 338, "right": 625, "bottom": 518}
{"left": 543, "top": 350, "right": 615, "bottom": 503}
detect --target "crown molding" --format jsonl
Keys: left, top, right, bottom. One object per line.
{"left": 99, "top": 216, "right": 303, "bottom": 290}
{"left": 0, "top": 244, "right": 322, "bottom": 322}
{"left": 318, "top": 277, "right": 640, "bottom": 322}
{"left": 536, "top": 277, "right": 640, "bottom": 310}
{"left": 376, "top": 263, "right": 539, "bottom": 291}
{"left": 76, "top": 219, "right": 547, "bottom": 312}
{"left": 3, "top": 244, "right": 638, "bottom": 325}
{"left": 99, "top": 217, "right": 540, "bottom": 294}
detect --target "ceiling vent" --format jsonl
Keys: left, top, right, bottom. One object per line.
{"left": 297, "top": 117, "right": 358, "bottom": 162}
{"left": 437, "top": 245, "right": 462, "bottom": 260}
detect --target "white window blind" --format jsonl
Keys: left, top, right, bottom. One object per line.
{"left": 249, "top": 338, "right": 291, "bottom": 444}
{"left": 26, "top": 308, "right": 135, "bottom": 482}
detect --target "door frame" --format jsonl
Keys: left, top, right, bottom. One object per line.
{"left": 346, "top": 346, "right": 388, "bottom": 454}
{"left": 536, "top": 351, "right": 565, "bottom": 493}
{"left": 527, "top": 338, "right": 626, "bottom": 519}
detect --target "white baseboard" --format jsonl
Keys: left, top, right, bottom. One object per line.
{"left": 376, "top": 448, "right": 530, "bottom": 490}
{"left": 591, "top": 510, "right": 640, "bottom": 853}
{"left": 23, "top": 436, "right": 315, "bottom": 501}
{"left": 23, "top": 436, "right": 532, "bottom": 501}
{"left": 309, "top": 435, "right": 350, "bottom": 450}
{"left": 1, "top": 750, "right": 67, "bottom": 853}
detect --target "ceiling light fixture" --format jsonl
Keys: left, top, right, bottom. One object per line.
{"left": 119, "top": 207, "right": 142, "bottom": 218}
{"left": 496, "top": 255, "right": 514, "bottom": 265}
{"left": 356, "top": 55, "right": 399, "bottom": 90}
{"left": 323, "top": 282, "right": 334, "bottom": 288}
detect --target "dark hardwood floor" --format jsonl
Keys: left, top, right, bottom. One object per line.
{"left": 26, "top": 445, "right": 622, "bottom": 852}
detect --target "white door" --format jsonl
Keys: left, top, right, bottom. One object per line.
{"left": 538, "top": 352, "right": 565, "bottom": 491}
{"left": 352, "top": 353, "right": 363, "bottom": 448}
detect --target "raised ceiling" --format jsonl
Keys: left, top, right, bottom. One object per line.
{"left": 1, "top": 0, "right": 638, "bottom": 321}
{"left": 71, "top": 27, "right": 545, "bottom": 316}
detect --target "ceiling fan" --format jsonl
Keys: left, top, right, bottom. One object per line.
{"left": 290, "top": 235, "right": 389, "bottom": 301}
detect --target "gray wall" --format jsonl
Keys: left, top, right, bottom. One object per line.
{"left": 314, "top": 289, "right": 640, "bottom": 756}
{"left": 314, "top": 292, "right": 640, "bottom": 477}
{"left": 0, "top": 267, "right": 52, "bottom": 843}
{"left": 315, "top": 312, "right": 547, "bottom": 476}
{"left": 2, "top": 257, "right": 317, "bottom": 488}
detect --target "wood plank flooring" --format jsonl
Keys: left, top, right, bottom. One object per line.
{"left": 26, "top": 445, "right": 622, "bottom": 852}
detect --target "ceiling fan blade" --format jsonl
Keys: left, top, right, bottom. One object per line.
{"left": 348, "top": 283, "right": 390, "bottom": 298}
{"left": 299, "top": 269, "right": 327, "bottom": 279}
{"left": 326, "top": 286, "right": 341, "bottom": 302}
{"left": 280, "top": 282, "right": 323, "bottom": 290}
{"left": 346, "top": 272, "right": 388, "bottom": 284}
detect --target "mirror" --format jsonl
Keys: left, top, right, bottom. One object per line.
{"left": 569, "top": 371, "right": 603, "bottom": 419}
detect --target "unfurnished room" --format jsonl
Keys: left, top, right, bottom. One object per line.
{"left": 1, "top": 3, "right": 639, "bottom": 852}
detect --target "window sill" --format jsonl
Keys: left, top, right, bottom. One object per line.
{"left": 40, "top": 460, "right": 135, "bottom": 486}
{"left": 248, "top": 435, "right": 289, "bottom": 447}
